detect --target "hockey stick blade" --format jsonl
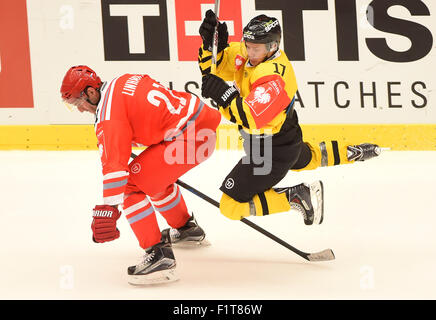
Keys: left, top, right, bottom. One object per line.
{"left": 306, "top": 249, "right": 335, "bottom": 262}
{"left": 241, "top": 218, "right": 335, "bottom": 262}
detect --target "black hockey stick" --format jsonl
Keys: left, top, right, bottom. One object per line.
{"left": 130, "top": 152, "right": 335, "bottom": 262}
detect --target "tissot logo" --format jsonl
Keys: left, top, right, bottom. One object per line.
{"left": 101, "top": 0, "right": 433, "bottom": 62}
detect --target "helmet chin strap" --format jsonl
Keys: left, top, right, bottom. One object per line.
{"left": 85, "top": 89, "right": 101, "bottom": 106}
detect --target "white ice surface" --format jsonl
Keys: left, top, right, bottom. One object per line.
{"left": 0, "top": 150, "right": 435, "bottom": 299}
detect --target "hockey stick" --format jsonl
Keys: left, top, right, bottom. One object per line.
{"left": 130, "top": 152, "right": 335, "bottom": 262}
{"left": 210, "top": 0, "right": 220, "bottom": 75}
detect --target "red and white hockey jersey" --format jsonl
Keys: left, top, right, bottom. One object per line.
{"left": 94, "top": 74, "right": 203, "bottom": 206}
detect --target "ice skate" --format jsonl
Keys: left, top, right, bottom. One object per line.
{"left": 347, "top": 143, "right": 381, "bottom": 161}
{"left": 127, "top": 230, "right": 178, "bottom": 285}
{"left": 163, "top": 214, "right": 211, "bottom": 247}
{"left": 274, "top": 181, "right": 324, "bottom": 225}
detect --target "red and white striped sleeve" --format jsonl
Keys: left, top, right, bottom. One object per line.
{"left": 96, "top": 120, "right": 132, "bottom": 205}
{"left": 94, "top": 76, "right": 133, "bottom": 206}
{"left": 102, "top": 171, "right": 129, "bottom": 205}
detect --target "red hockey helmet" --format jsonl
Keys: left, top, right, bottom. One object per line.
{"left": 60, "top": 65, "right": 102, "bottom": 103}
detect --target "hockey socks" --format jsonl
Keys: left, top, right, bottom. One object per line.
{"left": 124, "top": 192, "right": 161, "bottom": 249}
{"left": 219, "top": 190, "right": 290, "bottom": 220}
{"left": 149, "top": 183, "right": 190, "bottom": 229}
{"left": 293, "top": 140, "right": 353, "bottom": 172}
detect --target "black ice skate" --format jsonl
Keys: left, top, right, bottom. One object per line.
{"left": 347, "top": 143, "right": 381, "bottom": 161}
{"left": 127, "top": 230, "right": 178, "bottom": 285}
{"left": 162, "top": 214, "right": 210, "bottom": 247}
{"left": 274, "top": 181, "right": 324, "bottom": 225}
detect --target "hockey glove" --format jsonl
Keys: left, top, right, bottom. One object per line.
{"left": 201, "top": 74, "right": 239, "bottom": 108}
{"left": 199, "top": 9, "right": 228, "bottom": 52}
{"left": 91, "top": 205, "right": 121, "bottom": 243}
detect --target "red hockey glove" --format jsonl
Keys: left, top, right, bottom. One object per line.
{"left": 91, "top": 205, "right": 121, "bottom": 243}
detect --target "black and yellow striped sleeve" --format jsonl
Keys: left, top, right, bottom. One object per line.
{"left": 197, "top": 43, "right": 240, "bottom": 81}
{"left": 220, "top": 96, "right": 257, "bottom": 129}
{"left": 198, "top": 46, "right": 225, "bottom": 75}
{"left": 198, "top": 45, "right": 225, "bottom": 76}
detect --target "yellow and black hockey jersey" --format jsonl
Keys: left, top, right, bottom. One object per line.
{"left": 198, "top": 42, "right": 298, "bottom": 135}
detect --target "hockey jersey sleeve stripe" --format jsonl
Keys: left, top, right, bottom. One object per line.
{"left": 103, "top": 186, "right": 125, "bottom": 198}
{"left": 97, "top": 77, "right": 121, "bottom": 124}
{"left": 228, "top": 107, "right": 237, "bottom": 123}
{"left": 201, "top": 66, "right": 211, "bottom": 75}
{"left": 104, "top": 76, "right": 121, "bottom": 121}
{"left": 103, "top": 179, "right": 127, "bottom": 190}
{"left": 97, "top": 81, "right": 112, "bottom": 123}
{"left": 198, "top": 46, "right": 224, "bottom": 75}
{"left": 127, "top": 205, "right": 155, "bottom": 224}
{"left": 103, "top": 171, "right": 129, "bottom": 180}
{"left": 124, "top": 198, "right": 151, "bottom": 215}
{"left": 235, "top": 96, "right": 250, "bottom": 128}
{"left": 200, "top": 55, "right": 212, "bottom": 63}
{"left": 104, "top": 194, "right": 124, "bottom": 206}
{"left": 101, "top": 78, "right": 118, "bottom": 121}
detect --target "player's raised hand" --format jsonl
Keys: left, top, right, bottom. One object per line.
{"left": 199, "top": 9, "right": 228, "bottom": 52}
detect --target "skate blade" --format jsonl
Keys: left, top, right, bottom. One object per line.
{"left": 172, "top": 238, "right": 211, "bottom": 248}
{"left": 128, "top": 268, "right": 179, "bottom": 286}
{"left": 310, "top": 181, "right": 324, "bottom": 225}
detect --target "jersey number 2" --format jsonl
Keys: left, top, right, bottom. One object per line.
{"left": 147, "top": 83, "right": 186, "bottom": 114}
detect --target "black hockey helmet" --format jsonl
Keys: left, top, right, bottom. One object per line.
{"left": 243, "top": 15, "right": 281, "bottom": 45}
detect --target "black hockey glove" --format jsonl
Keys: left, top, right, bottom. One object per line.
{"left": 199, "top": 9, "right": 228, "bottom": 52}
{"left": 201, "top": 74, "right": 239, "bottom": 108}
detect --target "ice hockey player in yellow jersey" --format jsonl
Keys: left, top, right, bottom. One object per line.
{"left": 198, "top": 10, "right": 381, "bottom": 223}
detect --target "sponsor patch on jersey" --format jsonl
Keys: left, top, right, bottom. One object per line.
{"left": 235, "top": 55, "right": 246, "bottom": 71}
{"left": 244, "top": 76, "right": 292, "bottom": 128}
{"left": 245, "top": 79, "right": 282, "bottom": 117}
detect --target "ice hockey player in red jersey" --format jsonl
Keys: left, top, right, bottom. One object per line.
{"left": 60, "top": 65, "right": 221, "bottom": 285}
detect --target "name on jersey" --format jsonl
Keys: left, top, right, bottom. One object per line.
{"left": 122, "top": 75, "right": 143, "bottom": 96}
